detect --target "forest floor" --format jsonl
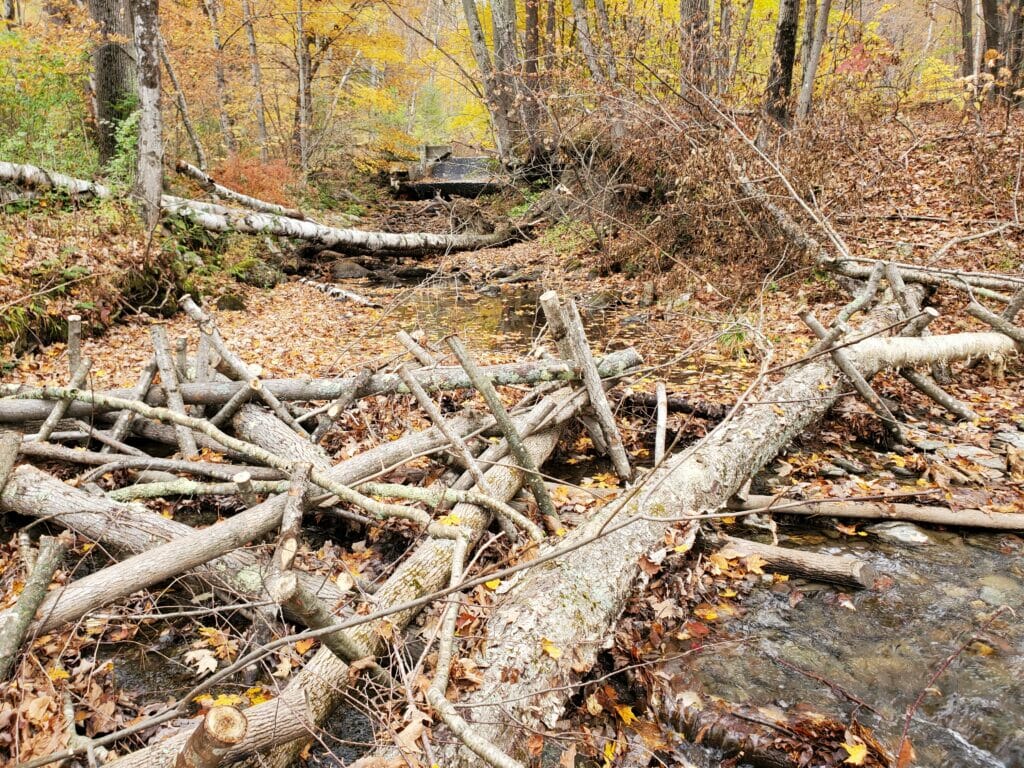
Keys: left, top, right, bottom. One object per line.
{"left": 1, "top": 111, "right": 1023, "bottom": 765}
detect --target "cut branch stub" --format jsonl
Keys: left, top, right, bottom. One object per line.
{"left": 174, "top": 706, "right": 248, "bottom": 768}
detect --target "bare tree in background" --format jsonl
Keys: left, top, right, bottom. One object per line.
{"left": 130, "top": 0, "right": 162, "bottom": 229}
{"left": 796, "top": 0, "right": 831, "bottom": 120}
{"left": 87, "top": 0, "right": 136, "bottom": 165}
{"left": 241, "top": 0, "right": 269, "bottom": 161}
{"left": 203, "top": 0, "right": 238, "bottom": 154}
{"left": 764, "top": 0, "right": 800, "bottom": 127}
{"left": 679, "top": 0, "right": 710, "bottom": 92}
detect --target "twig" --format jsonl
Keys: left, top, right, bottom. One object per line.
{"left": 0, "top": 532, "right": 73, "bottom": 680}
{"left": 30, "top": 357, "right": 92, "bottom": 443}
{"left": 151, "top": 325, "right": 198, "bottom": 458}
{"left": 447, "top": 337, "right": 560, "bottom": 527}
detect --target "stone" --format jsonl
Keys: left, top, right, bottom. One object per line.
{"left": 216, "top": 293, "right": 246, "bottom": 311}
{"left": 936, "top": 444, "right": 1007, "bottom": 472}
{"left": 867, "top": 521, "right": 932, "bottom": 547}
{"left": 330, "top": 259, "right": 372, "bottom": 280}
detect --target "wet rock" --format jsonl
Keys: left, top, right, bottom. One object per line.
{"left": 497, "top": 271, "right": 541, "bottom": 285}
{"left": 831, "top": 456, "right": 868, "bottom": 474}
{"left": 330, "top": 259, "right": 372, "bottom": 280}
{"left": 820, "top": 462, "right": 848, "bottom": 478}
{"left": 216, "top": 293, "right": 246, "bottom": 311}
{"left": 486, "top": 266, "right": 516, "bottom": 280}
{"left": 936, "top": 444, "right": 1007, "bottom": 472}
{"left": 476, "top": 284, "right": 501, "bottom": 297}
{"left": 976, "top": 574, "right": 1022, "bottom": 606}
{"left": 391, "top": 265, "right": 437, "bottom": 281}
{"left": 992, "top": 431, "right": 1024, "bottom": 452}
{"left": 867, "top": 521, "right": 932, "bottom": 547}
{"left": 581, "top": 289, "right": 620, "bottom": 311}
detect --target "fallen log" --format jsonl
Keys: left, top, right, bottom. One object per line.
{"left": 1, "top": 412, "right": 490, "bottom": 629}
{"left": 0, "top": 160, "right": 518, "bottom": 256}
{"left": 0, "top": 349, "right": 642, "bottom": 423}
{"left": 0, "top": 465, "right": 349, "bottom": 622}
{"left": 175, "top": 706, "right": 248, "bottom": 768}
{"left": 730, "top": 494, "right": 1024, "bottom": 530}
{"left": 103, "top": 390, "right": 587, "bottom": 768}
{"left": 716, "top": 535, "right": 878, "bottom": 589}
{"left": 175, "top": 161, "right": 306, "bottom": 220}
{"left": 652, "top": 689, "right": 890, "bottom": 768}
{"left": 0, "top": 532, "right": 73, "bottom": 680}
{"left": 163, "top": 199, "right": 518, "bottom": 256}
{"left": 431, "top": 319, "right": 1016, "bottom": 765}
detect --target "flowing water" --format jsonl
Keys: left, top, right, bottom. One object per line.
{"left": 661, "top": 519, "right": 1024, "bottom": 767}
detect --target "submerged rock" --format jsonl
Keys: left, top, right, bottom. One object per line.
{"left": 867, "top": 521, "right": 932, "bottom": 547}
{"left": 330, "top": 259, "right": 372, "bottom": 280}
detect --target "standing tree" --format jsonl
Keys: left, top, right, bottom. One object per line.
{"left": 203, "top": 0, "right": 238, "bottom": 154}
{"left": 764, "top": 0, "right": 800, "bottom": 127}
{"left": 679, "top": 0, "right": 710, "bottom": 93}
{"left": 87, "top": 0, "right": 136, "bottom": 165}
{"left": 795, "top": 0, "right": 831, "bottom": 120}
{"left": 131, "top": 0, "right": 162, "bottom": 229}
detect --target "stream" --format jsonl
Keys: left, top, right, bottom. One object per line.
{"left": 664, "top": 517, "right": 1023, "bottom": 767}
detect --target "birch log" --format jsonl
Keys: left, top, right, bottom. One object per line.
{"left": 102, "top": 392, "right": 586, "bottom": 768}
{"left": 175, "top": 161, "right": 306, "bottom": 220}
{"left": 0, "top": 349, "right": 642, "bottom": 423}
{"left": 432, "top": 320, "right": 1016, "bottom": 766}
{"left": 0, "top": 161, "right": 516, "bottom": 255}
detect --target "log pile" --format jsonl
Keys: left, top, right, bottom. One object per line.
{"left": 2, "top": 161, "right": 1024, "bottom": 768}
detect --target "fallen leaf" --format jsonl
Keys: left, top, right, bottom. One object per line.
{"left": 615, "top": 704, "right": 638, "bottom": 725}
{"left": 842, "top": 741, "right": 868, "bottom": 765}
{"left": 541, "top": 638, "right": 562, "bottom": 659}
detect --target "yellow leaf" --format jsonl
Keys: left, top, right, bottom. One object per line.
{"left": 603, "top": 740, "right": 617, "bottom": 766}
{"left": 484, "top": 578, "right": 501, "bottom": 590}
{"left": 720, "top": 588, "right": 737, "bottom": 598}
{"left": 744, "top": 554, "right": 767, "bottom": 574}
{"left": 437, "top": 513, "right": 461, "bottom": 526}
{"left": 541, "top": 638, "right": 562, "bottom": 659}
{"left": 295, "top": 638, "right": 316, "bottom": 655}
{"left": 555, "top": 527, "right": 567, "bottom": 537}
{"left": 615, "top": 704, "right": 638, "bottom": 725}
{"left": 842, "top": 742, "right": 868, "bottom": 765}
{"left": 47, "top": 667, "right": 70, "bottom": 681}
{"left": 246, "top": 686, "right": 272, "bottom": 705}
{"left": 693, "top": 605, "right": 718, "bottom": 621}
{"left": 211, "top": 693, "right": 244, "bottom": 707}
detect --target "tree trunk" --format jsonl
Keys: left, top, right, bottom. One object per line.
{"left": 679, "top": 0, "right": 710, "bottom": 92}
{"left": 203, "top": 0, "right": 237, "bottom": 154}
{"left": 795, "top": 0, "right": 830, "bottom": 119}
{"left": 2, "top": 0, "right": 16, "bottom": 28}
{"left": 764, "top": 0, "right": 800, "bottom": 127}
{"left": 433, "top": 322, "right": 1016, "bottom": 765}
{"left": 87, "top": 0, "right": 136, "bottom": 165}
{"left": 799, "top": 0, "right": 816, "bottom": 73}
{"left": 543, "top": 0, "right": 556, "bottom": 71}
{"left": 961, "top": 0, "right": 975, "bottom": 76}
{"left": 294, "top": 5, "right": 310, "bottom": 171}
{"left": 240, "top": 0, "right": 269, "bottom": 162}
{"left": 981, "top": 0, "right": 1001, "bottom": 60}
{"left": 460, "top": 0, "right": 514, "bottom": 159}
{"left": 159, "top": 36, "right": 207, "bottom": 170}
{"left": 593, "top": 0, "right": 617, "bottom": 81}
{"left": 130, "top": 0, "right": 162, "bottom": 230}
{"left": 569, "top": 0, "right": 606, "bottom": 82}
